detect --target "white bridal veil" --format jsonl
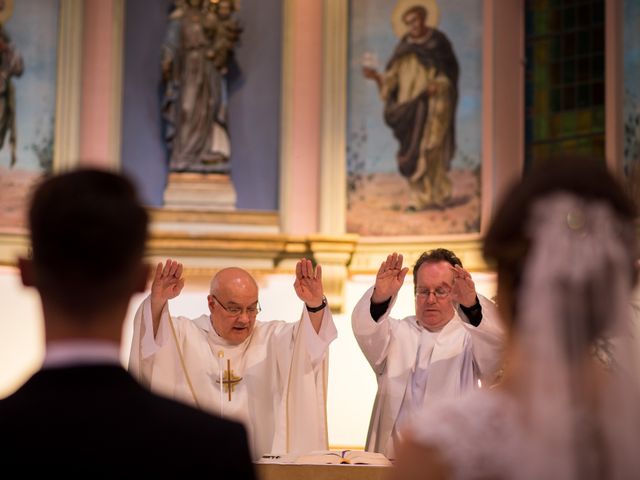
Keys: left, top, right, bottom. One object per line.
{"left": 514, "top": 192, "right": 640, "bottom": 479}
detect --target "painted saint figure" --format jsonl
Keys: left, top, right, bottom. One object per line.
{"left": 162, "top": 0, "right": 241, "bottom": 173}
{"left": 0, "top": 22, "right": 23, "bottom": 168}
{"left": 363, "top": 4, "right": 459, "bottom": 211}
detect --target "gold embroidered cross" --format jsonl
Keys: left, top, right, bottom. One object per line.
{"left": 216, "top": 359, "right": 242, "bottom": 401}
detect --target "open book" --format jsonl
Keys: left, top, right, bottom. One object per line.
{"left": 291, "top": 450, "right": 392, "bottom": 466}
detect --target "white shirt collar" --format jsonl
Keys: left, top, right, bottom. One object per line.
{"left": 42, "top": 340, "right": 121, "bottom": 369}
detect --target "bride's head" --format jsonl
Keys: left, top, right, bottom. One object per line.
{"left": 484, "top": 155, "right": 637, "bottom": 355}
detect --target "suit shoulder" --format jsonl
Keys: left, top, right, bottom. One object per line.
{"left": 147, "top": 390, "right": 243, "bottom": 430}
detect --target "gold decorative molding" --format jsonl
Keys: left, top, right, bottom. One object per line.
{"left": 0, "top": 226, "right": 494, "bottom": 310}
{"left": 0, "top": 232, "right": 29, "bottom": 267}
{"left": 349, "top": 235, "right": 490, "bottom": 274}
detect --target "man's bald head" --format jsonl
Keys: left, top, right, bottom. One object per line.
{"left": 210, "top": 267, "right": 258, "bottom": 297}
{"left": 207, "top": 267, "right": 260, "bottom": 344}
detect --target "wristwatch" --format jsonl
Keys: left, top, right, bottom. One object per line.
{"left": 306, "top": 296, "right": 327, "bottom": 313}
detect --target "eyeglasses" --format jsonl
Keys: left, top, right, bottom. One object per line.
{"left": 210, "top": 294, "right": 261, "bottom": 317}
{"left": 415, "top": 286, "right": 451, "bottom": 300}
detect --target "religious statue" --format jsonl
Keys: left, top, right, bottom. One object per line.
{"left": 0, "top": 0, "right": 23, "bottom": 168}
{"left": 161, "top": 0, "right": 242, "bottom": 174}
{"left": 362, "top": 3, "right": 459, "bottom": 211}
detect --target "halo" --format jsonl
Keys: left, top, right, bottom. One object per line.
{"left": 209, "top": 0, "right": 240, "bottom": 11}
{"left": 0, "top": 0, "right": 14, "bottom": 25}
{"left": 391, "top": 0, "right": 440, "bottom": 38}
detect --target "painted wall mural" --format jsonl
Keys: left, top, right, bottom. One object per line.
{"left": 0, "top": 0, "right": 59, "bottom": 231}
{"left": 347, "top": 0, "right": 483, "bottom": 236}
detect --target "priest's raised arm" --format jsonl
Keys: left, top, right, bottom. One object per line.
{"left": 129, "top": 258, "right": 338, "bottom": 459}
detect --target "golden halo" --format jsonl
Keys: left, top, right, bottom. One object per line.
{"left": 0, "top": 0, "right": 14, "bottom": 25}
{"left": 391, "top": 0, "right": 440, "bottom": 38}
{"left": 209, "top": 0, "right": 240, "bottom": 11}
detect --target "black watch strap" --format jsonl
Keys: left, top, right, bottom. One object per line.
{"left": 306, "top": 296, "right": 327, "bottom": 313}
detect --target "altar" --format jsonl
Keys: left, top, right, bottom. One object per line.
{"left": 255, "top": 463, "right": 391, "bottom": 480}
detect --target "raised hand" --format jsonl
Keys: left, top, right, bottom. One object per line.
{"left": 151, "top": 259, "right": 184, "bottom": 306}
{"left": 361, "top": 66, "right": 382, "bottom": 90}
{"left": 372, "top": 253, "right": 409, "bottom": 303}
{"left": 150, "top": 259, "right": 185, "bottom": 337}
{"left": 294, "top": 258, "right": 324, "bottom": 307}
{"left": 450, "top": 264, "right": 477, "bottom": 307}
{"left": 362, "top": 66, "right": 378, "bottom": 79}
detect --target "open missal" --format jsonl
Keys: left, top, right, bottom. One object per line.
{"left": 260, "top": 450, "right": 392, "bottom": 466}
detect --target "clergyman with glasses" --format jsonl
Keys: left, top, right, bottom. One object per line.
{"left": 351, "top": 249, "right": 504, "bottom": 458}
{"left": 129, "top": 258, "right": 336, "bottom": 460}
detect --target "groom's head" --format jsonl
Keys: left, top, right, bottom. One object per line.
{"left": 20, "top": 169, "right": 149, "bottom": 321}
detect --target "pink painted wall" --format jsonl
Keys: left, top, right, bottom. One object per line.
{"left": 286, "top": 1, "right": 323, "bottom": 234}
{"left": 486, "top": 0, "right": 525, "bottom": 220}
{"left": 78, "top": 0, "right": 116, "bottom": 168}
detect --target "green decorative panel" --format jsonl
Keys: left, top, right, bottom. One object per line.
{"left": 525, "top": 0, "right": 605, "bottom": 169}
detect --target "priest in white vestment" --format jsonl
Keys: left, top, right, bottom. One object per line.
{"left": 352, "top": 250, "right": 504, "bottom": 458}
{"left": 129, "top": 258, "right": 337, "bottom": 460}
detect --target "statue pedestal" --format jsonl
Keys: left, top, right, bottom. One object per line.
{"left": 163, "top": 172, "right": 237, "bottom": 211}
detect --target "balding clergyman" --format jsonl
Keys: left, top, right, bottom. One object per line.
{"left": 129, "top": 258, "right": 337, "bottom": 459}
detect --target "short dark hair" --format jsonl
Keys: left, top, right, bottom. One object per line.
{"left": 403, "top": 5, "right": 427, "bottom": 22}
{"left": 28, "top": 169, "right": 149, "bottom": 315}
{"left": 412, "top": 248, "right": 462, "bottom": 294}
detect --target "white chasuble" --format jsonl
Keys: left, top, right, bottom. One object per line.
{"left": 351, "top": 286, "right": 505, "bottom": 458}
{"left": 129, "top": 297, "right": 337, "bottom": 459}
